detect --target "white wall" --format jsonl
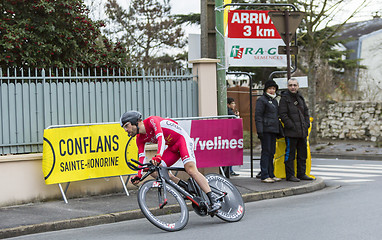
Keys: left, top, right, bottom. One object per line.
{"left": 358, "top": 30, "right": 382, "bottom": 101}
{"left": 0, "top": 154, "right": 130, "bottom": 207}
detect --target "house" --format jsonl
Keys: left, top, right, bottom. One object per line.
{"left": 337, "top": 17, "right": 382, "bottom": 101}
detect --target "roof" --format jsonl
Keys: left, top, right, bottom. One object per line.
{"left": 336, "top": 17, "right": 382, "bottom": 41}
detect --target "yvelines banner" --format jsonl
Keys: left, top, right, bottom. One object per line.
{"left": 42, "top": 119, "right": 243, "bottom": 185}
{"left": 178, "top": 118, "right": 244, "bottom": 168}
{"left": 42, "top": 124, "right": 138, "bottom": 185}
{"left": 226, "top": 10, "right": 287, "bottom": 67}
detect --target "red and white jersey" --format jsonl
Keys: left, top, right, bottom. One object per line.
{"left": 136, "top": 116, "right": 195, "bottom": 168}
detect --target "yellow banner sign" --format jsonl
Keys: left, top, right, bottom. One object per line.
{"left": 42, "top": 123, "right": 138, "bottom": 185}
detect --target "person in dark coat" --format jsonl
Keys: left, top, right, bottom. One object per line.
{"left": 227, "top": 97, "right": 239, "bottom": 117}
{"left": 255, "top": 80, "right": 282, "bottom": 183}
{"left": 227, "top": 97, "right": 240, "bottom": 176}
{"left": 279, "top": 78, "right": 313, "bottom": 182}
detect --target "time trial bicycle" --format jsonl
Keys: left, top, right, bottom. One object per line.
{"left": 126, "top": 159, "right": 245, "bottom": 232}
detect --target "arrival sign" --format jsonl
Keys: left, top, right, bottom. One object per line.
{"left": 226, "top": 10, "right": 287, "bottom": 67}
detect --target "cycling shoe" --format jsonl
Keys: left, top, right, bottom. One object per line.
{"left": 208, "top": 201, "right": 221, "bottom": 213}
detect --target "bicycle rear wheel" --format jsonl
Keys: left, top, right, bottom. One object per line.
{"left": 206, "top": 173, "right": 245, "bottom": 222}
{"left": 138, "top": 180, "right": 189, "bottom": 232}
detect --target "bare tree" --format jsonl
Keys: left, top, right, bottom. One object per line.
{"left": 294, "top": 0, "right": 369, "bottom": 143}
{"left": 105, "top": 0, "right": 186, "bottom": 69}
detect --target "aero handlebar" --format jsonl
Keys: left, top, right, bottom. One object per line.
{"left": 126, "top": 159, "right": 150, "bottom": 171}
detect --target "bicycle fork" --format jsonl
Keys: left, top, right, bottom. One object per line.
{"left": 156, "top": 169, "right": 169, "bottom": 209}
{"left": 153, "top": 179, "right": 167, "bottom": 209}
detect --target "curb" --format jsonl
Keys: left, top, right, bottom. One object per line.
{"left": 242, "top": 177, "right": 325, "bottom": 202}
{"left": 0, "top": 178, "right": 325, "bottom": 239}
{"left": 0, "top": 209, "right": 145, "bottom": 239}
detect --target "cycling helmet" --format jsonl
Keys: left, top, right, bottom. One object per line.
{"left": 120, "top": 111, "right": 142, "bottom": 127}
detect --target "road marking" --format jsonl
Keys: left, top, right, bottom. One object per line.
{"left": 313, "top": 164, "right": 382, "bottom": 170}
{"left": 319, "top": 176, "right": 340, "bottom": 180}
{"left": 311, "top": 163, "right": 382, "bottom": 183}
{"left": 355, "top": 164, "right": 382, "bottom": 168}
{"left": 234, "top": 161, "right": 382, "bottom": 184}
{"left": 311, "top": 171, "right": 379, "bottom": 178}
{"left": 337, "top": 179, "right": 373, "bottom": 183}
{"left": 311, "top": 167, "right": 382, "bottom": 174}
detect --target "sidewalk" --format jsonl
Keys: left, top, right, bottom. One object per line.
{"left": 310, "top": 140, "right": 382, "bottom": 160}
{"left": 0, "top": 175, "right": 325, "bottom": 239}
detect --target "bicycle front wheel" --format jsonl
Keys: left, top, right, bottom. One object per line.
{"left": 206, "top": 173, "right": 245, "bottom": 222}
{"left": 138, "top": 180, "right": 189, "bottom": 232}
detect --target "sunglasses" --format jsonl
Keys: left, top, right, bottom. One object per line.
{"left": 122, "top": 122, "right": 131, "bottom": 130}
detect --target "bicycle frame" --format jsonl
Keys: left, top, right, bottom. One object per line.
{"left": 128, "top": 160, "right": 227, "bottom": 210}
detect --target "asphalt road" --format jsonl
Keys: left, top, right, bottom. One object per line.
{"left": 9, "top": 158, "right": 382, "bottom": 240}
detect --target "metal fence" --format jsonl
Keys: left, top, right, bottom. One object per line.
{"left": 0, "top": 68, "right": 198, "bottom": 155}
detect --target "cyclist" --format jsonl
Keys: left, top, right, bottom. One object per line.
{"left": 120, "top": 111, "right": 221, "bottom": 213}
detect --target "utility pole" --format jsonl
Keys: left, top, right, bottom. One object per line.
{"left": 201, "top": 0, "right": 216, "bottom": 58}
{"left": 215, "top": 0, "right": 227, "bottom": 115}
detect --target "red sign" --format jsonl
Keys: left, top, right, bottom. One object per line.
{"left": 228, "top": 10, "right": 281, "bottom": 39}
{"left": 226, "top": 10, "right": 286, "bottom": 67}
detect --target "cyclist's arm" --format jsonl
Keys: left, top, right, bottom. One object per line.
{"left": 149, "top": 117, "right": 165, "bottom": 157}
{"left": 136, "top": 137, "right": 146, "bottom": 177}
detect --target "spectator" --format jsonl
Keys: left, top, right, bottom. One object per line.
{"left": 279, "top": 78, "right": 313, "bottom": 182}
{"left": 227, "top": 97, "right": 240, "bottom": 117}
{"left": 255, "top": 80, "right": 282, "bottom": 183}
{"left": 227, "top": 97, "right": 240, "bottom": 176}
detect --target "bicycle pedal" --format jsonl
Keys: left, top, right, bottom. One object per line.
{"left": 208, "top": 209, "right": 218, "bottom": 217}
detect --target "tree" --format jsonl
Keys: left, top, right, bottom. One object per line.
{"left": 105, "top": 0, "right": 186, "bottom": 69}
{"left": 173, "top": 13, "right": 201, "bottom": 25}
{"left": 299, "top": 25, "right": 363, "bottom": 101}
{"left": 0, "top": 0, "right": 128, "bottom": 69}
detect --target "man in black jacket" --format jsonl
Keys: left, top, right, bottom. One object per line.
{"left": 279, "top": 78, "right": 313, "bottom": 182}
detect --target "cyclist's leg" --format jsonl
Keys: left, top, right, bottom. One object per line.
{"left": 177, "top": 136, "right": 221, "bottom": 212}
{"left": 157, "top": 139, "right": 208, "bottom": 192}
{"left": 183, "top": 161, "right": 211, "bottom": 193}
{"left": 174, "top": 136, "right": 212, "bottom": 193}
{"left": 184, "top": 161, "right": 221, "bottom": 212}
{"left": 161, "top": 147, "right": 182, "bottom": 183}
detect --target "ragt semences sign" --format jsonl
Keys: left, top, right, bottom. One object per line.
{"left": 226, "top": 10, "right": 287, "bottom": 67}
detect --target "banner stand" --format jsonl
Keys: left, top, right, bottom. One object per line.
{"left": 120, "top": 175, "right": 131, "bottom": 196}
{"left": 57, "top": 175, "right": 131, "bottom": 203}
{"left": 219, "top": 167, "right": 227, "bottom": 178}
{"left": 58, "top": 183, "right": 69, "bottom": 204}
